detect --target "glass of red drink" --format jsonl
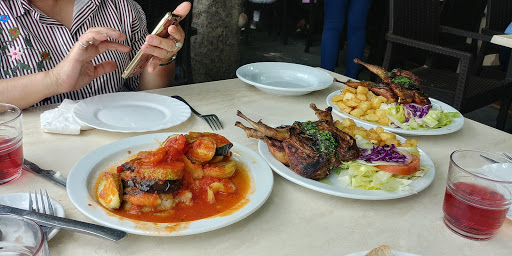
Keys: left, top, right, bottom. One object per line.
{"left": 443, "top": 149, "right": 512, "bottom": 240}
{"left": 0, "top": 103, "right": 23, "bottom": 185}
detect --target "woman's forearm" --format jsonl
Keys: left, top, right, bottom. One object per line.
{"left": 0, "top": 71, "right": 58, "bottom": 109}
{"left": 138, "top": 62, "right": 176, "bottom": 90}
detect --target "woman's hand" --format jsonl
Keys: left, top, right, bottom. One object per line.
{"left": 141, "top": 1, "right": 192, "bottom": 73}
{"left": 49, "top": 27, "right": 131, "bottom": 94}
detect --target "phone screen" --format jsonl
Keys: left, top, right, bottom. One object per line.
{"left": 122, "top": 12, "right": 182, "bottom": 79}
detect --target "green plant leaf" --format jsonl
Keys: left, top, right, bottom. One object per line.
{"left": 24, "top": 35, "right": 33, "bottom": 48}
{"left": 19, "top": 62, "right": 31, "bottom": 70}
{"left": 11, "top": 65, "right": 18, "bottom": 75}
{"left": 37, "top": 61, "right": 44, "bottom": 72}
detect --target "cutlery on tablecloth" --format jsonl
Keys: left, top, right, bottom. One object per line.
{"left": 480, "top": 155, "right": 499, "bottom": 164}
{"left": 171, "top": 95, "right": 223, "bottom": 130}
{"left": 24, "top": 159, "right": 67, "bottom": 188}
{"left": 480, "top": 154, "right": 512, "bottom": 164}
{"left": 502, "top": 152, "right": 512, "bottom": 162}
{"left": 0, "top": 204, "right": 127, "bottom": 242}
{"left": 29, "top": 190, "right": 53, "bottom": 256}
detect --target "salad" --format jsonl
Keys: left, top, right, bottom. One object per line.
{"left": 383, "top": 102, "right": 460, "bottom": 130}
{"left": 334, "top": 119, "right": 431, "bottom": 192}
{"left": 331, "top": 58, "right": 462, "bottom": 131}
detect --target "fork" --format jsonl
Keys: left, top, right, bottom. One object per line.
{"left": 502, "top": 152, "right": 512, "bottom": 162}
{"left": 171, "top": 95, "right": 223, "bottom": 130}
{"left": 29, "top": 190, "right": 53, "bottom": 256}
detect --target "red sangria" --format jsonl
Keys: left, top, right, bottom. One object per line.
{"left": 0, "top": 103, "right": 23, "bottom": 185}
{"left": 443, "top": 182, "right": 508, "bottom": 240}
{"left": 443, "top": 150, "right": 512, "bottom": 240}
{"left": 0, "top": 136, "right": 24, "bottom": 184}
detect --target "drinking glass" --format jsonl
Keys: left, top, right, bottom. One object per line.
{"left": 0, "top": 103, "right": 23, "bottom": 185}
{"left": 0, "top": 214, "right": 44, "bottom": 255}
{"left": 443, "top": 149, "right": 512, "bottom": 240}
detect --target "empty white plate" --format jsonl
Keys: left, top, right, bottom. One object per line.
{"left": 236, "top": 62, "right": 333, "bottom": 96}
{"left": 73, "top": 92, "right": 191, "bottom": 132}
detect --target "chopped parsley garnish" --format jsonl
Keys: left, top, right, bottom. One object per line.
{"left": 392, "top": 76, "right": 417, "bottom": 87}
{"left": 300, "top": 121, "right": 338, "bottom": 154}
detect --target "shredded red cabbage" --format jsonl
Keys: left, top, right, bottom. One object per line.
{"left": 405, "top": 104, "right": 431, "bottom": 118}
{"left": 358, "top": 144, "right": 406, "bottom": 164}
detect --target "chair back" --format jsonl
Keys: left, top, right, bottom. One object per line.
{"left": 388, "top": 0, "right": 441, "bottom": 44}
{"left": 485, "top": 0, "right": 512, "bottom": 32}
{"left": 440, "top": 0, "right": 487, "bottom": 33}
{"left": 473, "top": 0, "right": 512, "bottom": 79}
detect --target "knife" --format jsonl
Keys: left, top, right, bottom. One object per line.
{"left": 0, "top": 204, "right": 127, "bottom": 242}
{"left": 24, "top": 159, "right": 67, "bottom": 188}
{"left": 480, "top": 155, "right": 499, "bottom": 164}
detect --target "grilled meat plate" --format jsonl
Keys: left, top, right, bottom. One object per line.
{"left": 344, "top": 80, "right": 398, "bottom": 102}
{"left": 235, "top": 104, "right": 360, "bottom": 180}
{"left": 351, "top": 58, "right": 431, "bottom": 106}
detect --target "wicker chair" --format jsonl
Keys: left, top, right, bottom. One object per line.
{"left": 473, "top": 0, "right": 512, "bottom": 80}
{"left": 382, "top": 0, "right": 512, "bottom": 130}
{"left": 133, "top": 0, "right": 196, "bottom": 86}
{"left": 431, "top": 0, "right": 488, "bottom": 71}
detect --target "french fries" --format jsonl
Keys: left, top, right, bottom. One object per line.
{"left": 331, "top": 87, "right": 395, "bottom": 126}
{"left": 334, "top": 118, "right": 417, "bottom": 147}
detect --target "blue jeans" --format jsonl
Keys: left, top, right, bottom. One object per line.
{"left": 320, "top": 0, "right": 373, "bottom": 78}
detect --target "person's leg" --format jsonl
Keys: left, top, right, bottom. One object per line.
{"left": 320, "top": 0, "right": 348, "bottom": 71}
{"left": 344, "top": 0, "right": 373, "bottom": 78}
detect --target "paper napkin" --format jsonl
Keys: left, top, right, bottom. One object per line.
{"left": 40, "top": 99, "right": 92, "bottom": 135}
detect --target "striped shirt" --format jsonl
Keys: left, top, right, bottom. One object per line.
{"left": 0, "top": 0, "right": 148, "bottom": 106}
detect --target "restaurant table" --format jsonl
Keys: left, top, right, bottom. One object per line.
{"left": 2, "top": 71, "right": 511, "bottom": 256}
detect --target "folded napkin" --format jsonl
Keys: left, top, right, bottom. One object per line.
{"left": 40, "top": 99, "right": 92, "bottom": 135}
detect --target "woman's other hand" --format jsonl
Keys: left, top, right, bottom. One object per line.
{"left": 141, "top": 1, "right": 192, "bottom": 73}
{"left": 49, "top": 27, "right": 131, "bottom": 94}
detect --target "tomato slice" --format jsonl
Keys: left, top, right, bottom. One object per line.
{"left": 376, "top": 155, "right": 420, "bottom": 175}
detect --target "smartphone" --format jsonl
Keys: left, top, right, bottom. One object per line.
{"left": 122, "top": 12, "right": 183, "bottom": 79}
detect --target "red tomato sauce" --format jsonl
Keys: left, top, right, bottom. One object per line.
{"left": 95, "top": 163, "right": 251, "bottom": 223}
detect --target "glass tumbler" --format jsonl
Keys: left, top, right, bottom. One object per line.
{"left": 0, "top": 214, "right": 44, "bottom": 255}
{"left": 442, "top": 149, "right": 512, "bottom": 240}
{"left": 0, "top": 103, "right": 23, "bottom": 185}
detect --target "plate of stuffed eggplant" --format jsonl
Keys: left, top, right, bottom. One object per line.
{"left": 67, "top": 132, "right": 273, "bottom": 236}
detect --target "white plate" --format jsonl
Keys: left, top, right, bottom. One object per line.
{"left": 66, "top": 132, "right": 274, "bottom": 236}
{"left": 345, "top": 250, "right": 421, "bottom": 256}
{"left": 236, "top": 62, "right": 333, "bottom": 96}
{"left": 326, "top": 89, "right": 464, "bottom": 135}
{"left": 0, "top": 193, "right": 65, "bottom": 240}
{"left": 73, "top": 92, "right": 191, "bottom": 132}
{"left": 257, "top": 122, "right": 435, "bottom": 200}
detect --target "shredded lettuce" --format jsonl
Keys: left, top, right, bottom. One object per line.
{"left": 386, "top": 103, "right": 406, "bottom": 123}
{"left": 336, "top": 162, "right": 430, "bottom": 192}
{"left": 334, "top": 124, "right": 430, "bottom": 191}
{"left": 381, "top": 103, "right": 459, "bottom": 130}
